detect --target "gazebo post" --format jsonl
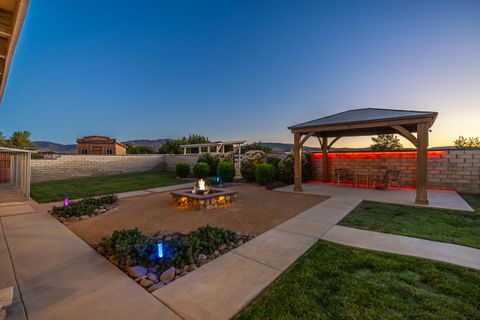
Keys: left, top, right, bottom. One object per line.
{"left": 322, "top": 136, "right": 329, "bottom": 182}
{"left": 293, "top": 132, "right": 302, "bottom": 191}
{"left": 416, "top": 122, "right": 429, "bottom": 204}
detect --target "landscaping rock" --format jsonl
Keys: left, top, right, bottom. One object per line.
{"left": 147, "top": 282, "right": 165, "bottom": 292}
{"left": 235, "top": 239, "right": 244, "bottom": 247}
{"left": 147, "top": 272, "right": 158, "bottom": 283}
{"left": 218, "top": 244, "right": 227, "bottom": 251}
{"left": 183, "top": 265, "right": 190, "bottom": 273}
{"left": 189, "top": 264, "right": 197, "bottom": 272}
{"left": 160, "top": 267, "right": 176, "bottom": 282}
{"left": 68, "top": 217, "right": 79, "bottom": 223}
{"left": 128, "top": 266, "right": 148, "bottom": 278}
{"left": 140, "top": 279, "right": 154, "bottom": 287}
{"left": 80, "top": 215, "right": 90, "bottom": 220}
{"left": 96, "top": 247, "right": 105, "bottom": 255}
{"left": 197, "top": 254, "right": 207, "bottom": 263}
{"left": 148, "top": 267, "right": 158, "bottom": 273}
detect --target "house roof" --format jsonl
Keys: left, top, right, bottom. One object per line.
{"left": 288, "top": 108, "right": 438, "bottom": 137}
{"left": 0, "top": 0, "right": 30, "bottom": 103}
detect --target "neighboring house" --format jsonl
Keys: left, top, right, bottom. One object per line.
{"left": 76, "top": 136, "right": 127, "bottom": 155}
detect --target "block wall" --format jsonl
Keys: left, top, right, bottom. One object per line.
{"left": 311, "top": 149, "right": 480, "bottom": 194}
{"left": 31, "top": 154, "right": 201, "bottom": 182}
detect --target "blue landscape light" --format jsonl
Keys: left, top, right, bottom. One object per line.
{"left": 157, "top": 242, "right": 164, "bottom": 258}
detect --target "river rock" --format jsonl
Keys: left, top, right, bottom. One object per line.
{"left": 160, "top": 267, "right": 176, "bottom": 282}
{"left": 128, "top": 266, "right": 148, "bottom": 278}
{"left": 147, "top": 272, "right": 158, "bottom": 283}
{"left": 147, "top": 282, "right": 165, "bottom": 292}
{"left": 140, "top": 278, "right": 153, "bottom": 287}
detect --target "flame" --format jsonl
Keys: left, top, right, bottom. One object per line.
{"left": 198, "top": 179, "right": 206, "bottom": 191}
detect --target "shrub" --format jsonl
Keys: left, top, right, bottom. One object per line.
{"left": 240, "top": 150, "right": 266, "bottom": 182}
{"left": 193, "top": 162, "right": 210, "bottom": 178}
{"left": 214, "top": 152, "right": 233, "bottom": 163}
{"left": 255, "top": 164, "right": 276, "bottom": 185}
{"left": 197, "top": 153, "right": 218, "bottom": 176}
{"left": 100, "top": 228, "right": 154, "bottom": 267}
{"left": 278, "top": 153, "right": 312, "bottom": 184}
{"left": 217, "top": 161, "right": 236, "bottom": 182}
{"left": 51, "top": 195, "right": 118, "bottom": 218}
{"left": 266, "top": 156, "right": 281, "bottom": 180}
{"left": 176, "top": 162, "right": 190, "bottom": 178}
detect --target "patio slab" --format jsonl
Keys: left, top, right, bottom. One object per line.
{"left": 233, "top": 229, "right": 318, "bottom": 271}
{"left": 153, "top": 252, "right": 280, "bottom": 320}
{"left": 276, "top": 183, "right": 474, "bottom": 212}
{"left": 1, "top": 213, "right": 181, "bottom": 320}
{"left": 116, "top": 190, "right": 152, "bottom": 199}
{"left": 295, "top": 200, "right": 360, "bottom": 225}
{"left": 0, "top": 204, "right": 35, "bottom": 217}
{"left": 322, "top": 225, "right": 480, "bottom": 270}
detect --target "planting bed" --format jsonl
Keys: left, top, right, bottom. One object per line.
{"left": 50, "top": 195, "right": 119, "bottom": 223}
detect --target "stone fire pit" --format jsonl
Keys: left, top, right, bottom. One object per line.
{"left": 171, "top": 188, "right": 238, "bottom": 210}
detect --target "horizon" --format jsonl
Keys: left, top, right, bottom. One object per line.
{"left": 0, "top": 0, "right": 479, "bottom": 148}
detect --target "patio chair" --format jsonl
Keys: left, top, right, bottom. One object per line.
{"left": 334, "top": 168, "right": 354, "bottom": 186}
{"left": 375, "top": 170, "right": 401, "bottom": 190}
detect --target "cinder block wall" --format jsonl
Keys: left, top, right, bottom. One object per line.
{"left": 311, "top": 149, "right": 480, "bottom": 194}
{"left": 31, "top": 154, "right": 201, "bottom": 183}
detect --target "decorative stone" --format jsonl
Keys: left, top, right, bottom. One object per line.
{"left": 96, "top": 247, "right": 105, "bottom": 255}
{"left": 183, "top": 265, "right": 190, "bottom": 273}
{"left": 147, "top": 272, "right": 158, "bottom": 283}
{"left": 218, "top": 244, "right": 227, "bottom": 251}
{"left": 128, "top": 266, "right": 148, "bottom": 278}
{"left": 147, "top": 282, "right": 165, "bottom": 292}
{"left": 235, "top": 239, "right": 244, "bottom": 247}
{"left": 160, "top": 267, "right": 176, "bottom": 282}
{"left": 80, "top": 215, "right": 90, "bottom": 220}
{"left": 197, "top": 254, "right": 207, "bottom": 262}
{"left": 188, "top": 264, "right": 197, "bottom": 272}
{"left": 140, "top": 278, "right": 154, "bottom": 287}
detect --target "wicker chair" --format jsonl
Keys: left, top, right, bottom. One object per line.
{"left": 334, "top": 168, "right": 354, "bottom": 186}
{"left": 375, "top": 170, "right": 401, "bottom": 190}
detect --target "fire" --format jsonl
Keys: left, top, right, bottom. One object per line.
{"left": 193, "top": 178, "right": 209, "bottom": 194}
{"left": 198, "top": 179, "right": 206, "bottom": 191}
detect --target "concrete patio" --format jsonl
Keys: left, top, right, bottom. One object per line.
{"left": 276, "top": 182, "right": 474, "bottom": 212}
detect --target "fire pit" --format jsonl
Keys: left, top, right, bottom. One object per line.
{"left": 171, "top": 179, "right": 238, "bottom": 210}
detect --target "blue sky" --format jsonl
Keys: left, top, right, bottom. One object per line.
{"left": 0, "top": 0, "right": 479, "bottom": 147}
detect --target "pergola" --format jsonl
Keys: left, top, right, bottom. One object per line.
{"left": 288, "top": 108, "right": 438, "bottom": 205}
{"left": 180, "top": 140, "right": 246, "bottom": 155}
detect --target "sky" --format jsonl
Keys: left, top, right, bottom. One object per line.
{"left": 0, "top": 0, "right": 479, "bottom": 148}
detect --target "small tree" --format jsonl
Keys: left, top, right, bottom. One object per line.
{"left": 0, "top": 131, "right": 7, "bottom": 147}
{"left": 370, "top": 134, "right": 403, "bottom": 151}
{"left": 454, "top": 136, "right": 480, "bottom": 149}
{"left": 126, "top": 145, "right": 155, "bottom": 154}
{"left": 241, "top": 142, "right": 272, "bottom": 154}
{"left": 8, "top": 131, "right": 34, "bottom": 149}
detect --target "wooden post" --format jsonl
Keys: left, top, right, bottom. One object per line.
{"left": 416, "top": 122, "right": 429, "bottom": 204}
{"left": 293, "top": 133, "right": 302, "bottom": 191}
{"left": 322, "top": 136, "right": 329, "bottom": 182}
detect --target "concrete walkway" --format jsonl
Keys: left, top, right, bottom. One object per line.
{"left": 153, "top": 187, "right": 479, "bottom": 320}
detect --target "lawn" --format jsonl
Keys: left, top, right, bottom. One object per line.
{"left": 31, "top": 171, "right": 187, "bottom": 203}
{"left": 339, "top": 194, "right": 480, "bottom": 249}
{"left": 236, "top": 241, "right": 480, "bottom": 319}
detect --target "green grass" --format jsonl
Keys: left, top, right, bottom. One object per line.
{"left": 339, "top": 194, "right": 480, "bottom": 249}
{"left": 236, "top": 241, "right": 480, "bottom": 319}
{"left": 31, "top": 171, "right": 187, "bottom": 203}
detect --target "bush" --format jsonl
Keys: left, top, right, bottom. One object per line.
{"left": 197, "top": 153, "right": 218, "bottom": 176}
{"left": 217, "top": 161, "right": 236, "bottom": 182}
{"left": 255, "top": 164, "right": 276, "bottom": 185}
{"left": 241, "top": 150, "right": 266, "bottom": 182}
{"left": 100, "top": 228, "right": 154, "bottom": 267}
{"left": 266, "top": 156, "right": 281, "bottom": 180}
{"left": 193, "top": 162, "right": 210, "bottom": 178}
{"left": 278, "top": 153, "right": 312, "bottom": 184}
{"left": 176, "top": 162, "right": 190, "bottom": 178}
{"left": 214, "top": 152, "right": 233, "bottom": 163}
{"left": 51, "top": 195, "right": 118, "bottom": 218}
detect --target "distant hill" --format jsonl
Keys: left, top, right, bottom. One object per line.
{"left": 33, "top": 139, "right": 170, "bottom": 153}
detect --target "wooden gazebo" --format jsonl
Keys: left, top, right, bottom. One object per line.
{"left": 288, "top": 108, "right": 438, "bottom": 204}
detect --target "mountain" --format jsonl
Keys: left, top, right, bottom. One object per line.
{"left": 32, "top": 141, "right": 77, "bottom": 153}
{"left": 33, "top": 139, "right": 170, "bottom": 153}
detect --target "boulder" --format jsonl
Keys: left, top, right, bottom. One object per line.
{"left": 147, "top": 272, "right": 158, "bottom": 283}
{"left": 128, "top": 266, "right": 148, "bottom": 278}
{"left": 160, "top": 267, "right": 176, "bottom": 282}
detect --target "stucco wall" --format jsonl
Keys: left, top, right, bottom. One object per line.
{"left": 31, "top": 154, "right": 201, "bottom": 182}
{"left": 311, "top": 149, "right": 480, "bottom": 194}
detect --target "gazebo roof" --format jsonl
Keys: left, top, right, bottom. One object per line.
{"left": 288, "top": 108, "right": 437, "bottom": 137}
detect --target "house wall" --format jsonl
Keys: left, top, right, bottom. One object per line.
{"left": 31, "top": 154, "right": 201, "bottom": 183}
{"left": 310, "top": 149, "right": 480, "bottom": 194}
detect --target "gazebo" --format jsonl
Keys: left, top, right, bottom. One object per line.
{"left": 288, "top": 108, "right": 438, "bottom": 205}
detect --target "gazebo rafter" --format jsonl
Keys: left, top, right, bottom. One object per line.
{"left": 288, "top": 108, "right": 438, "bottom": 205}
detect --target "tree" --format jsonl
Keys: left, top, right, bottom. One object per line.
{"left": 159, "top": 134, "right": 211, "bottom": 154}
{"left": 241, "top": 141, "right": 272, "bottom": 154}
{"left": 370, "top": 134, "right": 403, "bottom": 151}
{"left": 453, "top": 136, "right": 480, "bottom": 148}
{"left": 0, "top": 131, "right": 7, "bottom": 147}
{"left": 126, "top": 145, "right": 155, "bottom": 154}
{"left": 8, "top": 131, "right": 35, "bottom": 149}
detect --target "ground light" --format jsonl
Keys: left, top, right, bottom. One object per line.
{"left": 157, "top": 242, "right": 164, "bottom": 258}
{"left": 64, "top": 197, "right": 69, "bottom": 207}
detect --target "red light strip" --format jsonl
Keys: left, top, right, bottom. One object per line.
{"left": 311, "top": 150, "right": 446, "bottom": 159}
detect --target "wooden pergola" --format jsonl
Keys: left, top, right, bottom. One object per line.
{"left": 288, "top": 108, "right": 438, "bottom": 205}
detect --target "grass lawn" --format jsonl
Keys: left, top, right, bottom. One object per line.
{"left": 339, "top": 194, "right": 480, "bottom": 249}
{"left": 31, "top": 171, "right": 187, "bottom": 203}
{"left": 236, "top": 241, "right": 480, "bottom": 319}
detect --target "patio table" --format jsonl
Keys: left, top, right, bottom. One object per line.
{"left": 355, "top": 172, "right": 378, "bottom": 188}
